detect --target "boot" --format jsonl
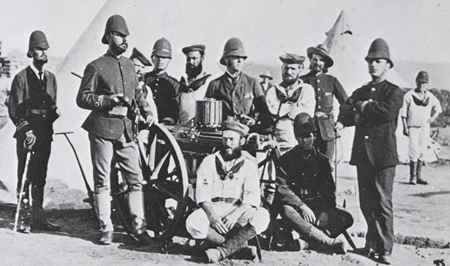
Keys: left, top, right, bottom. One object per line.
{"left": 416, "top": 160, "right": 428, "bottom": 185}
{"left": 31, "top": 185, "right": 61, "bottom": 232}
{"left": 409, "top": 161, "right": 417, "bottom": 185}
{"left": 128, "top": 188, "right": 159, "bottom": 247}
{"left": 94, "top": 191, "right": 114, "bottom": 243}
{"left": 304, "top": 224, "right": 347, "bottom": 254}
{"left": 205, "top": 224, "right": 257, "bottom": 263}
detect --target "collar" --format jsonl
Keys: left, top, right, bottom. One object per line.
{"left": 29, "top": 63, "right": 45, "bottom": 79}
{"left": 226, "top": 70, "right": 241, "bottom": 79}
{"left": 151, "top": 71, "right": 169, "bottom": 79}
{"left": 183, "top": 71, "right": 208, "bottom": 84}
{"left": 280, "top": 79, "right": 303, "bottom": 92}
{"left": 215, "top": 151, "right": 245, "bottom": 169}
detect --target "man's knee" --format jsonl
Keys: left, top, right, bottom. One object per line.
{"left": 247, "top": 207, "right": 270, "bottom": 234}
{"left": 185, "top": 209, "right": 210, "bottom": 239}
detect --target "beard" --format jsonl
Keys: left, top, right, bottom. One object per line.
{"left": 185, "top": 62, "right": 202, "bottom": 78}
{"left": 110, "top": 38, "right": 128, "bottom": 55}
{"left": 220, "top": 146, "right": 242, "bottom": 161}
{"left": 282, "top": 75, "right": 298, "bottom": 86}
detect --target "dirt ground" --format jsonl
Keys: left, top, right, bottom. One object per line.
{"left": 1, "top": 150, "right": 450, "bottom": 266}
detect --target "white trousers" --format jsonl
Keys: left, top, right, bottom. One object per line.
{"left": 408, "top": 124, "right": 430, "bottom": 161}
{"left": 185, "top": 202, "right": 270, "bottom": 239}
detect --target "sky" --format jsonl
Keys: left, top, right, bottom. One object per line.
{"left": 0, "top": 0, "right": 449, "bottom": 64}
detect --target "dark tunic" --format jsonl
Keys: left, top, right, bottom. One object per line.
{"left": 144, "top": 71, "right": 180, "bottom": 123}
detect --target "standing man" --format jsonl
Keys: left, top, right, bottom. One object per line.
{"left": 259, "top": 70, "right": 273, "bottom": 96}
{"left": 76, "top": 15, "right": 155, "bottom": 245}
{"left": 265, "top": 53, "right": 316, "bottom": 153}
{"left": 276, "top": 113, "right": 353, "bottom": 254}
{"left": 301, "top": 44, "right": 348, "bottom": 165}
{"left": 206, "top": 37, "right": 272, "bottom": 133}
{"left": 401, "top": 71, "right": 442, "bottom": 185}
{"left": 8, "top": 30, "right": 60, "bottom": 233}
{"left": 185, "top": 121, "right": 270, "bottom": 263}
{"left": 144, "top": 38, "right": 180, "bottom": 125}
{"left": 339, "top": 38, "right": 404, "bottom": 265}
{"left": 179, "top": 44, "right": 211, "bottom": 124}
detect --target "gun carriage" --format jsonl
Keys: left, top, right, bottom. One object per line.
{"left": 111, "top": 100, "right": 277, "bottom": 244}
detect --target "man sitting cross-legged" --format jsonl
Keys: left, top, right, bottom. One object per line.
{"left": 185, "top": 120, "right": 270, "bottom": 263}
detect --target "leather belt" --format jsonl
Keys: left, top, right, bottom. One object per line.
{"left": 211, "top": 197, "right": 242, "bottom": 205}
{"left": 29, "top": 109, "right": 48, "bottom": 115}
{"left": 315, "top": 111, "right": 332, "bottom": 118}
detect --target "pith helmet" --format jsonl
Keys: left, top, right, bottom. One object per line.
{"left": 102, "top": 15, "right": 130, "bottom": 44}
{"left": 416, "top": 71, "right": 429, "bottom": 83}
{"left": 152, "top": 38, "right": 172, "bottom": 58}
{"left": 27, "top": 30, "right": 49, "bottom": 58}
{"left": 293, "top": 113, "right": 317, "bottom": 136}
{"left": 220, "top": 38, "right": 247, "bottom": 66}
{"left": 365, "top": 38, "right": 393, "bottom": 68}
{"left": 307, "top": 44, "right": 334, "bottom": 68}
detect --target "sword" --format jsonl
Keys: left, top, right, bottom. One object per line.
{"left": 13, "top": 150, "right": 32, "bottom": 234}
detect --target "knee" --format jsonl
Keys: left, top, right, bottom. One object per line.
{"left": 249, "top": 207, "right": 270, "bottom": 234}
{"left": 185, "top": 210, "right": 209, "bottom": 239}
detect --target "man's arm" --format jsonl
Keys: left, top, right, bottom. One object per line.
{"left": 8, "top": 75, "right": 33, "bottom": 137}
{"left": 428, "top": 94, "right": 442, "bottom": 124}
{"left": 358, "top": 86, "right": 404, "bottom": 125}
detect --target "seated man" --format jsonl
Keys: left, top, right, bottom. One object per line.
{"left": 275, "top": 113, "right": 353, "bottom": 254}
{"left": 186, "top": 121, "right": 270, "bottom": 263}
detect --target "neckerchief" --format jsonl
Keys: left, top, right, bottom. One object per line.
{"left": 412, "top": 90, "right": 429, "bottom": 107}
{"left": 180, "top": 73, "right": 212, "bottom": 93}
{"left": 275, "top": 83, "right": 303, "bottom": 104}
{"left": 215, "top": 155, "right": 245, "bottom": 181}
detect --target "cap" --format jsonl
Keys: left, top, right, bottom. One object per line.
{"left": 182, "top": 44, "right": 206, "bottom": 55}
{"left": 223, "top": 120, "right": 249, "bottom": 136}
{"left": 279, "top": 53, "right": 306, "bottom": 65}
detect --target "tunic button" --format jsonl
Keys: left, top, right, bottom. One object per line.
{"left": 318, "top": 105, "right": 321, "bottom": 109}
{"left": 371, "top": 88, "right": 376, "bottom": 91}
{"left": 364, "top": 136, "right": 369, "bottom": 139}
{"left": 43, "top": 115, "right": 46, "bottom": 118}
{"left": 318, "top": 88, "right": 321, "bottom": 91}
{"left": 318, "top": 80, "right": 320, "bottom": 83}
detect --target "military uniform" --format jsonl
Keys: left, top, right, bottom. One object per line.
{"left": 339, "top": 79, "right": 403, "bottom": 254}
{"left": 179, "top": 72, "right": 211, "bottom": 124}
{"left": 301, "top": 72, "right": 347, "bottom": 161}
{"left": 144, "top": 71, "right": 180, "bottom": 123}
{"left": 206, "top": 72, "right": 272, "bottom": 132}
{"left": 276, "top": 145, "right": 353, "bottom": 239}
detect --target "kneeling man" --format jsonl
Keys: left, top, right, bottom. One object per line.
{"left": 276, "top": 113, "right": 353, "bottom": 254}
{"left": 186, "top": 121, "right": 270, "bottom": 263}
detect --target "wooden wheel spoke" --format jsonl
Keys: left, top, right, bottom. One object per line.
{"left": 149, "top": 191, "right": 172, "bottom": 226}
{"left": 150, "top": 150, "right": 171, "bottom": 180}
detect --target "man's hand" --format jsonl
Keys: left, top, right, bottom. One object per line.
{"left": 403, "top": 127, "right": 409, "bottom": 137}
{"left": 316, "top": 212, "right": 329, "bottom": 229}
{"left": 209, "top": 213, "right": 228, "bottom": 235}
{"left": 335, "top": 122, "right": 344, "bottom": 131}
{"left": 222, "top": 212, "right": 240, "bottom": 231}
{"left": 24, "top": 131, "right": 36, "bottom": 150}
{"left": 298, "top": 205, "right": 316, "bottom": 224}
{"left": 427, "top": 117, "right": 435, "bottom": 124}
{"left": 139, "top": 115, "right": 154, "bottom": 127}
{"left": 240, "top": 114, "right": 256, "bottom": 126}
{"left": 110, "top": 93, "right": 125, "bottom": 105}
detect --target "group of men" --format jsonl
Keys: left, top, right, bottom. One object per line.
{"left": 7, "top": 13, "right": 442, "bottom": 265}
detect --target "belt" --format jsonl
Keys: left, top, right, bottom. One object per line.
{"left": 29, "top": 109, "right": 49, "bottom": 115}
{"left": 315, "top": 111, "right": 332, "bottom": 118}
{"left": 211, "top": 197, "right": 242, "bottom": 205}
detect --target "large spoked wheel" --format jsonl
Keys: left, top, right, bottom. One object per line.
{"left": 112, "top": 123, "right": 189, "bottom": 243}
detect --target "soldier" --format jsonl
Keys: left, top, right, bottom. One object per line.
{"left": 401, "top": 71, "right": 442, "bottom": 185}
{"left": 339, "top": 38, "right": 404, "bottom": 264}
{"left": 185, "top": 121, "right": 270, "bottom": 263}
{"left": 8, "top": 30, "right": 61, "bottom": 233}
{"left": 265, "top": 54, "right": 316, "bottom": 153}
{"left": 76, "top": 15, "right": 155, "bottom": 246}
{"left": 259, "top": 70, "right": 273, "bottom": 96}
{"left": 144, "top": 38, "right": 180, "bottom": 125}
{"left": 178, "top": 44, "right": 212, "bottom": 124}
{"left": 275, "top": 113, "right": 352, "bottom": 253}
{"left": 205, "top": 37, "right": 272, "bottom": 133}
{"left": 301, "top": 44, "right": 348, "bottom": 166}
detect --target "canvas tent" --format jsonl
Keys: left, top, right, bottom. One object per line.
{"left": 0, "top": 2, "right": 433, "bottom": 206}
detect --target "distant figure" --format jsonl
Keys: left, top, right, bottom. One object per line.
{"left": 301, "top": 44, "right": 348, "bottom": 166}
{"left": 265, "top": 53, "right": 316, "bottom": 153}
{"left": 76, "top": 15, "right": 155, "bottom": 246}
{"left": 8, "top": 30, "right": 61, "bottom": 233}
{"left": 0, "top": 73, "right": 9, "bottom": 130}
{"left": 259, "top": 70, "right": 273, "bottom": 96}
{"left": 339, "top": 38, "right": 404, "bottom": 265}
{"left": 205, "top": 37, "right": 272, "bottom": 133}
{"left": 185, "top": 121, "right": 270, "bottom": 263}
{"left": 144, "top": 38, "right": 180, "bottom": 124}
{"left": 178, "top": 44, "right": 211, "bottom": 124}
{"left": 401, "top": 71, "right": 442, "bottom": 185}
{"left": 276, "top": 113, "right": 352, "bottom": 254}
